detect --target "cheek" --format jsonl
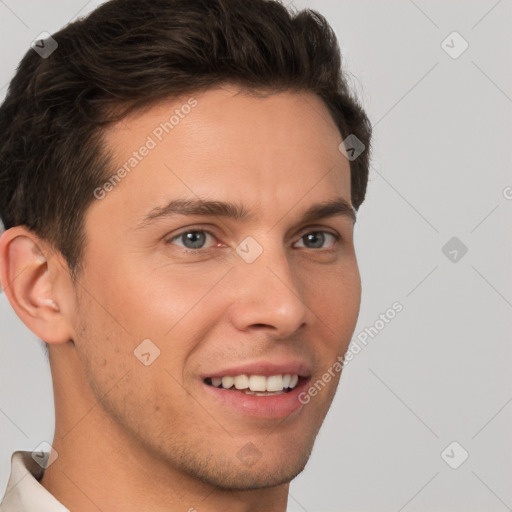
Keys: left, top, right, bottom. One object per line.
{"left": 72, "top": 291, "right": 184, "bottom": 422}
{"left": 305, "top": 261, "right": 361, "bottom": 339}
{"left": 71, "top": 288, "right": 226, "bottom": 453}
{"left": 76, "top": 256, "right": 235, "bottom": 391}
{"left": 73, "top": 290, "right": 133, "bottom": 382}
{"left": 82, "top": 248, "right": 217, "bottom": 339}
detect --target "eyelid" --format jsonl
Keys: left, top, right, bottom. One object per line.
{"left": 295, "top": 225, "right": 341, "bottom": 239}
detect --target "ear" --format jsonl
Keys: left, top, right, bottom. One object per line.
{"left": 0, "top": 226, "right": 75, "bottom": 344}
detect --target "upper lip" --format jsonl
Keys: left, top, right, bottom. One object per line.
{"left": 202, "top": 360, "right": 312, "bottom": 380}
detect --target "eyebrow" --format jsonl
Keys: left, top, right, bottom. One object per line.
{"left": 136, "top": 197, "right": 356, "bottom": 230}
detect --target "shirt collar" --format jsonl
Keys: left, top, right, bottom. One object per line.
{"left": 0, "top": 451, "right": 69, "bottom": 511}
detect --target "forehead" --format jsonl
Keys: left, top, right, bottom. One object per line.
{"left": 92, "top": 86, "right": 351, "bottom": 229}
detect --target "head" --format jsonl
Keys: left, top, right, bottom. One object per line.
{"left": 0, "top": 0, "right": 371, "bottom": 492}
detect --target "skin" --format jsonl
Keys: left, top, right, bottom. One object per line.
{"left": 0, "top": 84, "right": 361, "bottom": 512}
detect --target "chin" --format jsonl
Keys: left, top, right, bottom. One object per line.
{"left": 198, "top": 461, "right": 309, "bottom": 491}
{"left": 179, "top": 441, "right": 315, "bottom": 491}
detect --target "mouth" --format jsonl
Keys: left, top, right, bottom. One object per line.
{"left": 201, "top": 372, "right": 312, "bottom": 419}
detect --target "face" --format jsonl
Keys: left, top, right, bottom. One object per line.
{"left": 70, "top": 84, "right": 361, "bottom": 490}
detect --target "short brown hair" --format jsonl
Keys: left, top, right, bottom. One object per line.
{"left": 0, "top": 0, "right": 372, "bottom": 278}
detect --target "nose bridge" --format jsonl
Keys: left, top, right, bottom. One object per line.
{"left": 229, "top": 233, "right": 309, "bottom": 334}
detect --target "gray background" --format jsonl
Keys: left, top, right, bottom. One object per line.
{"left": 1, "top": 1, "right": 511, "bottom": 511}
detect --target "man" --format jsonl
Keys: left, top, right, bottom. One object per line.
{"left": 0, "top": 0, "right": 371, "bottom": 510}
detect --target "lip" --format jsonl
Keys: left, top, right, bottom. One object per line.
{"left": 202, "top": 375, "right": 311, "bottom": 419}
{"left": 201, "top": 360, "right": 312, "bottom": 380}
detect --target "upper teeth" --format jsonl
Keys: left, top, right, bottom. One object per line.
{"left": 210, "top": 374, "right": 299, "bottom": 392}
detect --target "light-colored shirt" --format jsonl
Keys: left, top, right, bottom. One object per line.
{"left": 0, "top": 451, "right": 69, "bottom": 511}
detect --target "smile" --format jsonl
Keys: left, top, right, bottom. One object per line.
{"left": 202, "top": 374, "right": 311, "bottom": 418}
{"left": 204, "top": 374, "right": 301, "bottom": 395}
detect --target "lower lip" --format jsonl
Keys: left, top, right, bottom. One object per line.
{"left": 202, "top": 378, "right": 310, "bottom": 419}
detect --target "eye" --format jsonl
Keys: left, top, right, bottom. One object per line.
{"left": 294, "top": 231, "right": 339, "bottom": 250}
{"left": 168, "top": 230, "right": 217, "bottom": 250}
{"left": 167, "top": 228, "right": 340, "bottom": 253}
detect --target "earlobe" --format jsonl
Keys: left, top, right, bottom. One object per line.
{"left": 0, "top": 226, "right": 73, "bottom": 344}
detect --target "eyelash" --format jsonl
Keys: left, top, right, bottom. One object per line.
{"left": 166, "top": 228, "right": 341, "bottom": 254}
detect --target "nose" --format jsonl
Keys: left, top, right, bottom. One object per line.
{"left": 228, "top": 240, "right": 310, "bottom": 338}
